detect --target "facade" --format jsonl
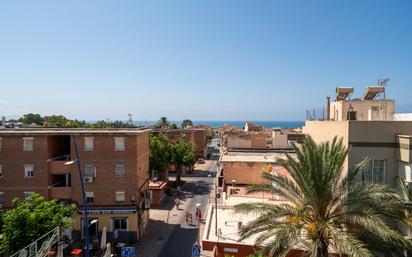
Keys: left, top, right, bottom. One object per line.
{"left": 152, "top": 128, "right": 207, "bottom": 158}
{"left": 220, "top": 152, "right": 289, "bottom": 187}
{"left": 0, "top": 128, "right": 151, "bottom": 242}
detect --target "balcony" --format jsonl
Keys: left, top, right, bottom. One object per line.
{"left": 48, "top": 160, "right": 71, "bottom": 175}
{"left": 49, "top": 187, "right": 72, "bottom": 200}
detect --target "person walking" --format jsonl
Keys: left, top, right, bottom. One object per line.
{"left": 174, "top": 198, "right": 180, "bottom": 211}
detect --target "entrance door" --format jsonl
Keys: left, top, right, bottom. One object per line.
{"left": 81, "top": 218, "right": 98, "bottom": 239}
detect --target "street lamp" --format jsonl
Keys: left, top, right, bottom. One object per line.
{"left": 64, "top": 136, "right": 91, "bottom": 257}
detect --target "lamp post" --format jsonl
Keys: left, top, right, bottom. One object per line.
{"left": 64, "top": 136, "right": 90, "bottom": 257}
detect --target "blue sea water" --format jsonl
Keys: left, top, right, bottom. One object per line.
{"left": 133, "top": 120, "right": 304, "bottom": 128}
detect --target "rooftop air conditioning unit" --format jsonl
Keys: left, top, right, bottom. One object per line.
{"left": 83, "top": 176, "right": 93, "bottom": 183}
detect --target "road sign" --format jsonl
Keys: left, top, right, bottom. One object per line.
{"left": 121, "top": 247, "right": 136, "bottom": 257}
{"left": 192, "top": 244, "right": 201, "bottom": 257}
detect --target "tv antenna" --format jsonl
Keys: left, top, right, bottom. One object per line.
{"left": 377, "top": 78, "right": 390, "bottom": 120}
{"left": 128, "top": 113, "right": 133, "bottom": 125}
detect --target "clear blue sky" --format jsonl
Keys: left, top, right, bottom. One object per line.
{"left": 1, "top": 1, "right": 411, "bottom": 121}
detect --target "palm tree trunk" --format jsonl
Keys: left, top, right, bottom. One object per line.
{"left": 176, "top": 164, "right": 181, "bottom": 185}
{"left": 317, "top": 241, "right": 329, "bottom": 257}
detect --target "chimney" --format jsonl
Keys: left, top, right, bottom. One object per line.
{"left": 326, "top": 97, "right": 331, "bottom": 121}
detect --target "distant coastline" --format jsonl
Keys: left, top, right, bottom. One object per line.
{"left": 132, "top": 120, "right": 305, "bottom": 128}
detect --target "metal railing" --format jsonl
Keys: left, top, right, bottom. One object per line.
{"left": 10, "top": 227, "right": 60, "bottom": 257}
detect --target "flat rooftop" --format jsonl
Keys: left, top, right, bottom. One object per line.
{"left": 221, "top": 152, "right": 289, "bottom": 163}
{"left": 0, "top": 128, "right": 152, "bottom": 136}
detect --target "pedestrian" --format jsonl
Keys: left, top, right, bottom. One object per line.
{"left": 184, "top": 211, "right": 189, "bottom": 225}
{"left": 195, "top": 206, "right": 202, "bottom": 221}
{"left": 188, "top": 213, "right": 193, "bottom": 225}
{"left": 177, "top": 185, "right": 181, "bottom": 197}
{"left": 174, "top": 198, "right": 180, "bottom": 210}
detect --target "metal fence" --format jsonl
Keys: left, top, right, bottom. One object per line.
{"left": 10, "top": 227, "right": 60, "bottom": 257}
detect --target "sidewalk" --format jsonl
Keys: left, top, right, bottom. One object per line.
{"left": 135, "top": 183, "right": 201, "bottom": 257}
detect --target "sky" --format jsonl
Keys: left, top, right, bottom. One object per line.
{"left": 0, "top": 1, "right": 411, "bottom": 121}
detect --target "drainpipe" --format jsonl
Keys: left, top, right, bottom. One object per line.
{"left": 326, "top": 97, "right": 331, "bottom": 121}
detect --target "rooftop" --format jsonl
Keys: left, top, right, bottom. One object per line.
{"left": 0, "top": 128, "right": 152, "bottom": 136}
{"left": 221, "top": 152, "right": 289, "bottom": 163}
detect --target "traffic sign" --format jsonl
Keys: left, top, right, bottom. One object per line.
{"left": 192, "top": 244, "right": 201, "bottom": 257}
{"left": 121, "top": 247, "right": 136, "bottom": 257}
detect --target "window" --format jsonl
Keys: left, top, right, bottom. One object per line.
{"left": 23, "top": 137, "right": 33, "bottom": 151}
{"left": 24, "top": 192, "right": 34, "bottom": 199}
{"left": 114, "top": 137, "right": 125, "bottom": 151}
{"left": 112, "top": 217, "right": 128, "bottom": 231}
{"left": 86, "top": 192, "right": 94, "bottom": 203}
{"left": 0, "top": 192, "right": 3, "bottom": 206}
{"left": 85, "top": 165, "right": 95, "bottom": 178}
{"left": 24, "top": 165, "right": 34, "bottom": 178}
{"left": 364, "top": 159, "right": 387, "bottom": 183}
{"left": 115, "top": 191, "right": 125, "bottom": 202}
{"left": 84, "top": 137, "right": 94, "bottom": 151}
{"left": 0, "top": 165, "right": 2, "bottom": 178}
{"left": 347, "top": 111, "right": 357, "bottom": 121}
{"left": 115, "top": 165, "right": 126, "bottom": 177}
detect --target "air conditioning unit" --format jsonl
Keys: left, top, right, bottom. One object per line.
{"left": 83, "top": 176, "right": 93, "bottom": 183}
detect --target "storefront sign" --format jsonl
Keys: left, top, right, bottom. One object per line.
{"left": 78, "top": 209, "right": 137, "bottom": 215}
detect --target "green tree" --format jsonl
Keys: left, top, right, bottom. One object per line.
{"left": 169, "top": 137, "right": 196, "bottom": 184}
{"left": 43, "top": 115, "right": 69, "bottom": 127}
{"left": 0, "top": 194, "right": 76, "bottom": 254}
{"left": 156, "top": 116, "right": 170, "bottom": 129}
{"left": 235, "top": 137, "right": 412, "bottom": 257}
{"left": 181, "top": 119, "right": 193, "bottom": 128}
{"left": 18, "top": 113, "right": 43, "bottom": 126}
{"left": 149, "top": 134, "right": 170, "bottom": 177}
{"left": 169, "top": 123, "right": 178, "bottom": 129}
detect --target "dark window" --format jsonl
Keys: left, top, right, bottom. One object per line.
{"left": 347, "top": 111, "right": 357, "bottom": 121}
{"left": 113, "top": 218, "right": 128, "bottom": 230}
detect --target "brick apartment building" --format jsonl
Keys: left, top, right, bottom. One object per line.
{"left": 152, "top": 128, "right": 207, "bottom": 157}
{"left": 0, "top": 128, "right": 151, "bottom": 243}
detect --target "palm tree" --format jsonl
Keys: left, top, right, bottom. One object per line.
{"left": 156, "top": 116, "right": 170, "bottom": 129}
{"left": 235, "top": 137, "right": 412, "bottom": 257}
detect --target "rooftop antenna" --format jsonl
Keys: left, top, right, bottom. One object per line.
{"left": 378, "top": 78, "right": 389, "bottom": 120}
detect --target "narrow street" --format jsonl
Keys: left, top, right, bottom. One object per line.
{"left": 136, "top": 138, "right": 219, "bottom": 257}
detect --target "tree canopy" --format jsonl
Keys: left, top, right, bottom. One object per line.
{"left": 149, "top": 134, "right": 170, "bottom": 175}
{"left": 0, "top": 194, "right": 76, "bottom": 254}
{"left": 169, "top": 137, "right": 197, "bottom": 183}
{"left": 236, "top": 137, "right": 412, "bottom": 257}
{"left": 18, "top": 113, "right": 43, "bottom": 126}
{"left": 181, "top": 119, "right": 193, "bottom": 128}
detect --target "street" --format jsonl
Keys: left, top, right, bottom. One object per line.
{"left": 136, "top": 138, "right": 219, "bottom": 257}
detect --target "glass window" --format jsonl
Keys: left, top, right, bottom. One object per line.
{"left": 0, "top": 165, "right": 2, "bottom": 178}
{"left": 115, "top": 165, "right": 126, "bottom": 177}
{"left": 23, "top": 137, "right": 33, "bottom": 151}
{"left": 115, "top": 191, "right": 125, "bottom": 202}
{"left": 0, "top": 192, "right": 3, "bottom": 205}
{"left": 364, "top": 159, "right": 387, "bottom": 183}
{"left": 112, "top": 217, "right": 128, "bottom": 231}
{"left": 85, "top": 165, "right": 95, "bottom": 177}
{"left": 114, "top": 137, "right": 125, "bottom": 151}
{"left": 84, "top": 137, "right": 94, "bottom": 151}
{"left": 24, "top": 165, "right": 34, "bottom": 178}
{"left": 86, "top": 192, "right": 94, "bottom": 203}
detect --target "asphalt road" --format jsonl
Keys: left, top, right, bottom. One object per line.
{"left": 158, "top": 142, "right": 219, "bottom": 257}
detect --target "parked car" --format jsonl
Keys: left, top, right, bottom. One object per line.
{"left": 197, "top": 158, "right": 205, "bottom": 164}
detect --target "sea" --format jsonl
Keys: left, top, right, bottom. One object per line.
{"left": 133, "top": 120, "right": 304, "bottom": 129}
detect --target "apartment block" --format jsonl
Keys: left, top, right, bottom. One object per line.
{"left": 152, "top": 128, "right": 207, "bottom": 157}
{"left": 0, "top": 128, "right": 151, "bottom": 243}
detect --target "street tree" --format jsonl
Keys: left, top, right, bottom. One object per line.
{"left": 181, "top": 119, "right": 193, "bottom": 128}
{"left": 18, "top": 113, "right": 43, "bottom": 126}
{"left": 235, "top": 137, "right": 412, "bottom": 257}
{"left": 169, "top": 137, "right": 197, "bottom": 184}
{"left": 156, "top": 116, "right": 170, "bottom": 128}
{"left": 149, "top": 134, "right": 170, "bottom": 177}
{"left": 0, "top": 194, "right": 76, "bottom": 254}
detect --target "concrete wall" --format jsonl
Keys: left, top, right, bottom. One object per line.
{"left": 222, "top": 161, "right": 271, "bottom": 185}
{"left": 330, "top": 100, "right": 395, "bottom": 121}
